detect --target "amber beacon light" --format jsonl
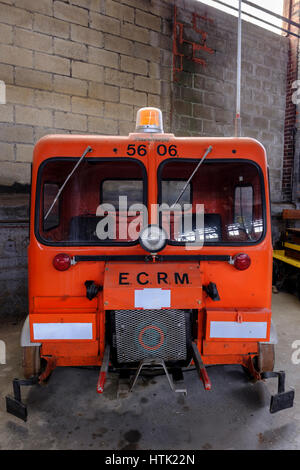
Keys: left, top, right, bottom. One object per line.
{"left": 135, "top": 107, "right": 164, "bottom": 133}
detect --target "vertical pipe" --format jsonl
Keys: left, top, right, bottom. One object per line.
{"left": 235, "top": 0, "right": 242, "bottom": 137}
{"left": 287, "top": 0, "right": 292, "bottom": 35}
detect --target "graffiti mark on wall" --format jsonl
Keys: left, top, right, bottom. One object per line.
{"left": 173, "top": 6, "right": 214, "bottom": 82}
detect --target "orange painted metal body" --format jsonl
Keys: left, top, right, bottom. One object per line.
{"left": 104, "top": 262, "right": 203, "bottom": 310}
{"left": 28, "top": 133, "right": 272, "bottom": 371}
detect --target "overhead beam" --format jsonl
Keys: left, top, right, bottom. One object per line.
{"left": 209, "top": 0, "right": 300, "bottom": 39}
{"left": 242, "top": 0, "right": 300, "bottom": 29}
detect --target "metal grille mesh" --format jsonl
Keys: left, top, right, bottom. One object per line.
{"left": 114, "top": 309, "right": 187, "bottom": 363}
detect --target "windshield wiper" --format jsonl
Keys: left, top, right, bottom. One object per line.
{"left": 44, "top": 145, "right": 93, "bottom": 221}
{"left": 171, "top": 145, "right": 213, "bottom": 208}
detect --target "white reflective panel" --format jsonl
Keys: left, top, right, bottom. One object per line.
{"left": 135, "top": 288, "right": 171, "bottom": 309}
{"left": 210, "top": 321, "right": 267, "bottom": 339}
{"left": 33, "top": 323, "right": 93, "bottom": 340}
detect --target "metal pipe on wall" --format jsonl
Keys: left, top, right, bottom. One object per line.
{"left": 235, "top": 0, "right": 242, "bottom": 137}
{"left": 242, "top": 0, "right": 299, "bottom": 29}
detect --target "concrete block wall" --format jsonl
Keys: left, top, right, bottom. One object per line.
{"left": 0, "top": 193, "right": 29, "bottom": 318}
{"left": 0, "top": 0, "right": 289, "bottom": 196}
{"left": 0, "top": 0, "right": 174, "bottom": 316}
{"left": 172, "top": 1, "right": 289, "bottom": 201}
{"left": 0, "top": 0, "right": 290, "bottom": 315}
{"left": 0, "top": 0, "right": 173, "bottom": 188}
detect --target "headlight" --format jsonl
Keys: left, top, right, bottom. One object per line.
{"left": 139, "top": 225, "right": 167, "bottom": 253}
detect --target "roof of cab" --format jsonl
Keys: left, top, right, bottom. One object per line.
{"left": 32, "top": 133, "right": 267, "bottom": 169}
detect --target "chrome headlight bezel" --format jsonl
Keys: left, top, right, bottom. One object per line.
{"left": 139, "top": 225, "right": 167, "bottom": 253}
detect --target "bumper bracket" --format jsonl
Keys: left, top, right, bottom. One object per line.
{"left": 191, "top": 342, "right": 212, "bottom": 390}
{"left": 97, "top": 343, "right": 110, "bottom": 394}
{"left": 130, "top": 358, "right": 187, "bottom": 395}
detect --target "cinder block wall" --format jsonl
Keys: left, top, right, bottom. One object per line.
{"left": 172, "top": 4, "right": 289, "bottom": 201}
{"left": 0, "top": 0, "right": 289, "bottom": 316}
{"left": 0, "top": 0, "right": 173, "bottom": 188}
{"left": 0, "top": 0, "right": 289, "bottom": 193}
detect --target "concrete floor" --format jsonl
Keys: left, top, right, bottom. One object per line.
{"left": 0, "top": 292, "right": 299, "bottom": 450}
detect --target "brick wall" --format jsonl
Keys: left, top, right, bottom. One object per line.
{"left": 283, "top": 0, "right": 300, "bottom": 207}
{"left": 282, "top": 0, "right": 299, "bottom": 202}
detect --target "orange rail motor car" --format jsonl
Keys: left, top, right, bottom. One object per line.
{"left": 6, "top": 108, "right": 294, "bottom": 420}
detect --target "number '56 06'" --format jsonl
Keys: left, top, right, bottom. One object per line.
{"left": 126, "top": 144, "right": 177, "bottom": 157}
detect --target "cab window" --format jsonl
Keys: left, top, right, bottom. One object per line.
{"left": 161, "top": 180, "right": 191, "bottom": 207}
{"left": 36, "top": 158, "right": 146, "bottom": 245}
{"left": 234, "top": 185, "right": 253, "bottom": 231}
{"left": 43, "top": 183, "right": 60, "bottom": 231}
{"left": 102, "top": 180, "right": 143, "bottom": 207}
{"left": 158, "top": 160, "right": 264, "bottom": 245}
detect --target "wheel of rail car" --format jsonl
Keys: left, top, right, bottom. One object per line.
{"left": 257, "top": 343, "right": 275, "bottom": 373}
{"left": 22, "top": 346, "right": 41, "bottom": 379}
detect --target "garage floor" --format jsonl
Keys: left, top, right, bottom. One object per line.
{"left": 0, "top": 292, "right": 299, "bottom": 450}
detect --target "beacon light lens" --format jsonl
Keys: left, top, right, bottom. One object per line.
{"left": 135, "top": 107, "right": 164, "bottom": 133}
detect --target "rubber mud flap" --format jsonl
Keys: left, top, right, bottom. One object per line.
{"left": 6, "top": 395, "right": 27, "bottom": 421}
{"left": 270, "top": 390, "right": 295, "bottom": 413}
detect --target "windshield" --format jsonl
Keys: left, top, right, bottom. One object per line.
{"left": 36, "top": 158, "right": 146, "bottom": 245}
{"left": 158, "top": 159, "right": 265, "bottom": 245}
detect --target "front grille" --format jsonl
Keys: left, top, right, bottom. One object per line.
{"left": 114, "top": 309, "right": 189, "bottom": 364}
